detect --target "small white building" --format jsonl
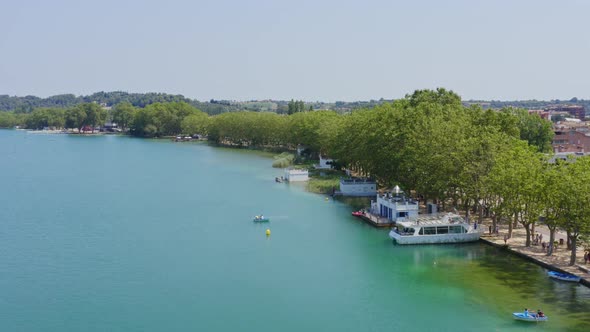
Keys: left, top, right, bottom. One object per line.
{"left": 339, "top": 177, "right": 376, "bottom": 196}
{"left": 284, "top": 168, "right": 309, "bottom": 182}
{"left": 370, "top": 185, "right": 419, "bottom": 222}
{"left": 315, "top": 155, "right": 334, "bottom": 169}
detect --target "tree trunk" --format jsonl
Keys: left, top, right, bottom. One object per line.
{"left": 464, "top": 199, "right": 470, "bottom": 221}
{"left": 524, "top": 224, "right": 531, "bottom": 247}
{"left": 492, "top": 215, "right": 497, "bottom": 234}
{"left": 508, "top": 216, "right": 513, "bottom": 238}
{"left": 566, "top": 231, "right": 572, "bottom": 250}
{"left": 569, "top": 235, "right": 577, "bottom": 266}
{"left": 547, "top": 228, "right": 555, "bottom": 256}
{"left": 548, "top": 229, "right": 555, "bottom": 256}
{"left": 478, "top": 203, "right": 484, "bottom": 224}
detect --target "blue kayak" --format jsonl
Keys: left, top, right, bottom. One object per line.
{"left": 548, "top": 271, "right": 581, "bottom": 282}
{"left": 253, "top": 216, "right": 270, "bottom": 222}
{"left": 513, "top": 312, "right": 548, "bottom": 322}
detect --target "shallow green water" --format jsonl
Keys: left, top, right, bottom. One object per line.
{"left": 1, "top": 129, "right": 588, "bottom": 331}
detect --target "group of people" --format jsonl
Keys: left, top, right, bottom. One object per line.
{"left": 533, "top": 233, "right": 543, "bottom": 245}
{"left": 524, "top": 308, "right": 545, "bottom": 318}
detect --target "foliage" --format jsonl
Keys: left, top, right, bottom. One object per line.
{"left": 0, "top": 112, "right": 18, "bottom": 128}
{"left": 208, "top": 112, "right": 288, "bottom": 146}
{"left": 111, "top": 102, "right": 136, "bottom": 131}
{"left": 272, "top": 152, "right": 295, "bottom": 168}
{"left": 307, "top": 176, "right": 340, "bottom": 194}
{"left": 25, "top": 108, "right": 66, "bottom": 129}
{"left": 500, "top": 108, "right": 554, "bottom": 152}
{"left": 287, "top": 100, "right": 307, "bottom": 115}
{"left": 181, "top": 112, "right": 210, "bottom": 135}
{"left": 129, "top": 102, "right": 201, "bottom": 137}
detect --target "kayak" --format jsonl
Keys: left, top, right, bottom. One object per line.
{"left": 352, "top": 211, "right": 364, "bottom": 217}
{"left": 513, "top": 312, "right": 548, "bottom": 322}
{"left": 253, "top": 217, "right": 270, "bottom": 222}
{"left": 548, "top": 271, "right": 581, "bottom": 282}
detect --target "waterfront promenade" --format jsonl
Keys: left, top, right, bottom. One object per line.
{"left": 480, "top": 222, "right": 590, "bottom": 286}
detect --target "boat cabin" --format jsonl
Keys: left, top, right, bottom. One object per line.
{"left": 370, "top": 185, "right": 419, "bottom": 222}
{"left": 389, "top": 213, "right": 480, "bottom": 244}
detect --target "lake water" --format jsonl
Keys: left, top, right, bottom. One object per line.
{"left": 1, "top": 129, "right": 589, "bottom": 331}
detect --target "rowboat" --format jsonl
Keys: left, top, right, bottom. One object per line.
{"left": 548, "top": 271, "right": 581, "bottom": 282}
{"left": 253, "top": 216, "right": 269, "bottom": 222}
{"left": 513, "top": 312, "right": 548, "bottom": 322}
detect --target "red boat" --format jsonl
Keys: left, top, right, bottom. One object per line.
{"left": 352, "top": 211, "right": 364, "bottom": 217}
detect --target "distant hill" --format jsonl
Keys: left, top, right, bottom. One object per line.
{"left": 1, "top": 91, "right": 588, "bottom": 115}
{"left": 0, "top": 92, "right": 191, "bottom": 113}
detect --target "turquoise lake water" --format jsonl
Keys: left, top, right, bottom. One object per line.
{"left": 1, "top": 129, "right": 589, "bottom": 331}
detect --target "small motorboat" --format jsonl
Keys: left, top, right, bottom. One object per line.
{"left": 548, "top": 271, "right": 581, "bottom": 282}
{"left": 513, "top": 312, "right": 548, "bottom": 322}
{"left": 351, "top": 210, "right": 364, "bottom": 217}
{"left": 253, "top": 215, "right": 270, "bottom": 222}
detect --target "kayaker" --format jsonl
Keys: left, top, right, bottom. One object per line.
{"left": 537, "top": 309, "right": 544, "bottom": 317}
{"left": 524, "top": 308, "right": 529, "bottom": 317}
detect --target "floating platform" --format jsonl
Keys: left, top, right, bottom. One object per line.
{"left": 351, "top": 211, "right": 395, "bottom": 228}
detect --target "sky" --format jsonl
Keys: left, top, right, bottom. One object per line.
{"left": 1, "top": 0, "right": 589, "bottom": 102}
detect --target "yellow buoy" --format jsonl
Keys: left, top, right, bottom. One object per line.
{"left": 266, "top": 229, "right": 271, "bottom": 236}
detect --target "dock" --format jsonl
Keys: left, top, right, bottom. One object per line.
{"left": 352, "top": 211, "right": 395, "bottom": 228}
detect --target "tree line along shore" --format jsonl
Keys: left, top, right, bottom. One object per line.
{"left": 1, "top": 88, "right": 588, "bottom": 266}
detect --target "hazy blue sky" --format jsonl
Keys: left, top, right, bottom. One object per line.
{"left": 1, "top": 0, "right": 588, "bottom": 101}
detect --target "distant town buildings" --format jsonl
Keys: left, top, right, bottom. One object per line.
{"left": 545, "top": 105, "right": 586, "bottom": 120}
{"left": 552, "top": 118, "right": 590, "bottom": 154}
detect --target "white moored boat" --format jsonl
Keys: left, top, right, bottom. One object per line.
{"left": 513, "top": 312, "right": 548, "bottom": 322}
{"left": 388, "top": 213, "right": 483, "bottom": 245}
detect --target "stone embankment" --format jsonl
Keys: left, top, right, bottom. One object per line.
{"left": 479, "top": 223, "right": 589, "bottom": 287}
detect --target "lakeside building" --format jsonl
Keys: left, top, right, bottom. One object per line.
{"left": 283, "top": 168, "right": 309, "bottom": 182}
{"left": 369, "top": 186, "right": 419, "bottom": 223}
{"left": 339, "top": 177, "right": 376, "bottom": 197}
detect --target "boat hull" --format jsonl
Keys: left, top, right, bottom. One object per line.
{"left": 253, "top": 218, "right": 270, "bottom": 222}
{"left": 513, "top": 313, "right": 547, "bottom": 322}
{"left": 548, "top": 271, "right": 581, "bottom": 282}
{"left": 389, "top": 231, "right": 481, "bottom": 244}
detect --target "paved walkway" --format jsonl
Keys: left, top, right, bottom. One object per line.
{"left": 479, "top": 220, "right": 590, "bottom": 285}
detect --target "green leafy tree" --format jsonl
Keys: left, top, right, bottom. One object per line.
{"left": 65, "top": 107, "right": 87, "bottom": 132}
{"left": 111, "top": 102, "right": 136, "bottom": 131}
{"left": 501, "top": 108, "right": 554, "bottom": 152}
{"left": 181, "top": 112, "right": 210, "bottom": 136}
{"left": 0, "top": 112, "right": 17, "bottom": 128}
{"left": 559, "top": 157, "right": 590, "bottom": 265}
